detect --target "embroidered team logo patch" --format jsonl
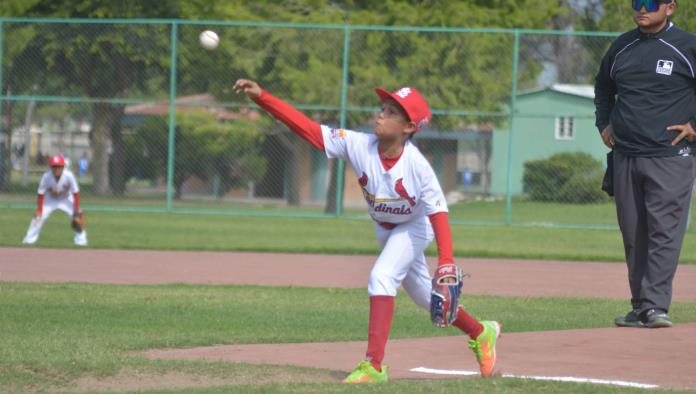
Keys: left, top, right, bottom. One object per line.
{"left": 331, "top": 128, "right": 346, "bottom": 138}
{"left": 656, "top": 60, "right": 674, "bottom": 76}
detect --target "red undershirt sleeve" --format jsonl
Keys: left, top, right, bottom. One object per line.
{"left": 73, "top": 192, "right": 80, "bottom": 212}
{"left": 37, "top": 194, "right": 44, "bottom": 214}
{"left": 253, "top": 91, "right": 325, "bottom": 151}
{"left": 428, "top": 211, "right": 454, "bottom": 266}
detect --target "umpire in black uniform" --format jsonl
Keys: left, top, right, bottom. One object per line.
{"left": 595, "top": 0, "right": 696, "bottom": 328}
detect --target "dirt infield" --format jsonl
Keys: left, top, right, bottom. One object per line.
{"left": 2, "top": 247, "right": 696, "bottom": 389}
{"left": 2, "top": 247, "right": 696, "bottom": 300}
{"left": 144, "top": 324, "right": 696, "bottom": 390}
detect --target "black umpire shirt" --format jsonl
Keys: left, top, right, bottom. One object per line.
{"left": 595, "top": 22, "right": 696, "bottom": 157}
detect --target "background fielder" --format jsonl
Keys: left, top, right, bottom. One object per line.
{"left": 22, "top": 154, "right": 88, "bottom": 246}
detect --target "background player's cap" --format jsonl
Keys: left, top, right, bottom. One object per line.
{"left": 375, "top": 86, "right": 432, "bottom": 132}
{"left": 48, "top": 154, "right": 65, "bottom": 167}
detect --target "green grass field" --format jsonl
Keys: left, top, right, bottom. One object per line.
{"left": 4, "top": 206, "right": 696, "bottom": 263}
{"left": 3, "top": 206, "right": 696, "bottom": 392}
{"left": 2, "top": 283, "right": 695, "bottom": 393}
{"left": 0, "top": 170, "right": 664, "bottom": 228}
{"left": 0, "top": 186, "right": 633, "bottom": 226}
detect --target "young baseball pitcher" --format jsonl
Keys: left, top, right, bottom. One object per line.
{"left": 22, "top": 154, "right": 88, "bottom": 246}
{"left": 234, "top": 79, "right": 500, "bottom": 383}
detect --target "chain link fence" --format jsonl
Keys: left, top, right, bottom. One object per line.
{"left": 0, "top": 18, "right": 623, "bottom": 227}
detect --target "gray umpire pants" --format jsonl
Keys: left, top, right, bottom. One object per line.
{"left": 613, "top": 150, "right": 695, "bottom": 316}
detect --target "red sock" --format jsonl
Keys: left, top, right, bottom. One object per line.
{"left": 452, "top": 306, "right": 484, "bottom": 339}
{"left": 366, "top": 295, "right": 395, "bottom": 372}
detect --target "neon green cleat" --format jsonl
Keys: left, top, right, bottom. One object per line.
{"left": 342, "top": 360, "right": 388, "bottom": 384}
{"left": 468, "top": 320, "right": 501, "bottom": 378}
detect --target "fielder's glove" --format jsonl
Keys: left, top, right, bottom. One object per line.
{"left": 430, "top": 264, "right": 467, "bottom": 328}
{"left": 71, "top": 211, "right": 86, "bottom": 232}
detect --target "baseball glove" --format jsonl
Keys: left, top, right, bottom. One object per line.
{"left": 71, "top": 211, "right": 86, "bottom": 232}
{"left": 430, "top": 264, "right": 467, "bottom": 328}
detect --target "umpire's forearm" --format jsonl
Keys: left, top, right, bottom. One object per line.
{"left": 594, "top": 92, "right": 615, "bottom": 133}
{"left": 594, "top": 50, "right": 616, "bottom": 133}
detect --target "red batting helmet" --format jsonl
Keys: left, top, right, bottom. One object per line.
{"left": 48, "top": 154, "right": 65, "bottom": 167}
{"left": 375, "top": 86, "right": 432, "bottom": 132}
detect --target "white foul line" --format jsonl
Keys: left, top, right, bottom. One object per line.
{"left": 410, "top": 367, "right": 479, "bottom": 376}
{"left": 409, "top": 367, "right": 659, "bottom": 389}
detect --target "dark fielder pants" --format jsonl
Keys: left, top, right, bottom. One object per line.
{"left": 613, "top": 150, "right": 695, "bottom": 315}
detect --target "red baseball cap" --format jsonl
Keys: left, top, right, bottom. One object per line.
{"left": 48, "top": 154, "right": 65, "bottom": 167}
{"left": 375, "top": 86, "right": 432, "bottom": 132}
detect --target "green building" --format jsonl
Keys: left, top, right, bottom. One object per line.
{"left": 490, "top": 84, "right": 608, "bottom": 196}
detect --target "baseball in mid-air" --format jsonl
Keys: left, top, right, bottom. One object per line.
{"left": 199, "top": 30, "right": 219, "bottom": 50}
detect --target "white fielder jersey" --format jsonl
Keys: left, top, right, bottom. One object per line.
{"left": 322, "top": 125, "right": 448, "bottom": 224}
{"left": 37, "top": 169, "right": 79, "bottom": 203}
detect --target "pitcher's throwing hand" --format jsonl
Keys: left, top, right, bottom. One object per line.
{"left": 233, "top": 79, "right": 262, "bottom": 100}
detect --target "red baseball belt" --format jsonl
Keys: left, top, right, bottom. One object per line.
{"left": 377, "top": 221, "right": 397, "bottom": 230}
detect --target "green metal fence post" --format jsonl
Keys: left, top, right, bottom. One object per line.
{"left": 0, "top": 19, "right": 4, "bottom": 140}
{"left": 166, "top": 22, "right": 178, "bottom": 211}
{"left": 0, "top": 19, "right": 4, "bottom": 202}
{"left": 334, "top": 26, "right": 351, "bottom": 216}
{"left": 0, "top": 20, "right": 4, "bottom": 138}
{"left": 504, "top": 30, "right": 521, "bottom": 225}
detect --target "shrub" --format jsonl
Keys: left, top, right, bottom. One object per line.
{"left": 523, "top": 152, "right": 609, "bottom": 204}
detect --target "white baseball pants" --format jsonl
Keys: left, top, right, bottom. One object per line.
{"left": 369, "top": 217, "right": 434, "bottom": 311}
{"left": 22, "top": 199, "right": 88, "bottom": 246}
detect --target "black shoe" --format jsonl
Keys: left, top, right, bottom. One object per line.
{"left": 614, "top": 310, "right": 644, "bottom": 327}
{"left": 644, "top": 309, "right": 672, "bottom": 328}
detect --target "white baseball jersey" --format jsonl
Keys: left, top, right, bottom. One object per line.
{"left": 23, "top": 168, "right": 87, "bottom": 246}
{"left": 37, "top": 169, "right": 79, "bottom": 204}
{"left": 322, "top": 126, "right": 448, "bottom": 224}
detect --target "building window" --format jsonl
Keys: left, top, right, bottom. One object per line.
{"left": 555, "top": 116, "right": 575, "bottom": 140}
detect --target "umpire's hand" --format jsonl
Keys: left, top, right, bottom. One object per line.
{"left": 601, "top": 125, "right": 614, "bottom": 148}
{"left": 668, "top": 122, "right": 696, "bottom": 145}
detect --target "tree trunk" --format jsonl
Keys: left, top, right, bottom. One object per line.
{"left": 109, "top": 105, "right": 126, "bottom": 196}
{"left": 286, "top": 138, "right": 300, "bottom": 206}
{"left": 0, "top": 89, "right": 12, "bottom": 192}
{"left": 91, "top": 103, "right": 112, "bottom": 195}
{"left": 324, "top": 160, "right": 339, "bottom": 214}
{"left": 174, "top": 172, "right": 185, "bottom": 200}
{"left": 276, "top": 132, "right": 300, "bottom": 206}
{"left": 481, "top": 137, "right": 492, "bottom": 195}
{"left": 551, "top": 2, "right": 576, "bottom": 83}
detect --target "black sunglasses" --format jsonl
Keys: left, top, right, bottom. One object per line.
{"left": 632, "top": 0, "right": 673, "bottom": 12}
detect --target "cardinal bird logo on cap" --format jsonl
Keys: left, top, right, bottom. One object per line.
{"left": 394, "top": 178, "right": 416, "bottom": 207}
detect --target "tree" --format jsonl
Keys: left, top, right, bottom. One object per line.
{"left": 0, "top": 1, "right": 43, "bottom": 191}
{"left": 203, "top": 1, "right": 567, "bottom": 210}
{"left": 2, "top": 0, "right": 568, "bottom": 208}
{"left": 1, "top": 0, "right": 182, "bottom": 194}
{"left": 0, "top": 0, "right": 249, "bottom": 195}
{"left": 128, "top": 110, "right": 267, "bottom": 199}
